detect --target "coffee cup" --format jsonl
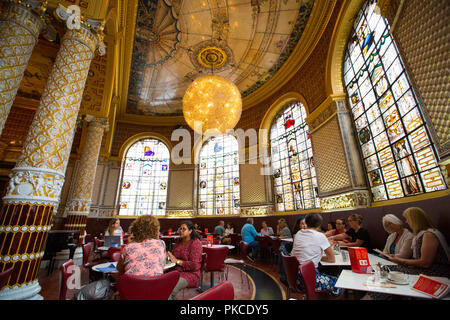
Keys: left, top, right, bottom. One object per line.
{"left": 388, "top": 271, "right": 407, "bottom": 282}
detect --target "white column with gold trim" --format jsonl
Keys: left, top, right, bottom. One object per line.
{"left": 62, "top": 117, "right": 107, "bottom": 264}
{"left": 0, "top": 0, "right": 46, "bottom": 134}
{"left": 0, "top": 5, "right": 104, "bottom": 300}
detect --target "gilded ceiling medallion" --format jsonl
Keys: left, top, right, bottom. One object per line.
{"left": 197, "top": 46, "right": 227, "bottom": 69}
{"left": 124, "top": 0, "right": 315, "bottom": 117}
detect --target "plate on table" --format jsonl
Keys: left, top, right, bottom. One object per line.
{"left": 386, "top": 278, "right": 409, "bottom": 285}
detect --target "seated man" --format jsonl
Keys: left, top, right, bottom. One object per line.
{"left": 290, "top": 212, "right": 342, "bottom": 296}
{"left": 330, "top": 214, "right": 372, "bottom": 252}
{"left": 213, "top": 220, "right": 226, "bottom": 237}
{"left": 241, "top": 218, "right": 261, "bottom": 262}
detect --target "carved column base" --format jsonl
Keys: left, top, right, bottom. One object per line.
{"left": 0, "top": 280, "right": 43, "bottom": 300}
{"left": 0, "top": 202, "right": 54, "bottom": 298}
{"left": 320, "top": 190, "right": 371, "bottom": 211}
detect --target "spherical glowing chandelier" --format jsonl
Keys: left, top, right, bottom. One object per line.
{"left": 182, "top": 74, "right": 242, "bottom": 134}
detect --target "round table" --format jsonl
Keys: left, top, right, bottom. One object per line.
{"left": 202, "top": 244, "right": 235, "bottom": 250}
{"left": 92, "top": 261, "right": 176, "bottom": 274}
{"left": 160, "top": 235, "right": 180, "bottom": 251}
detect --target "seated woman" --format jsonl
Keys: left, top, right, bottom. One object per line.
{"left": 167, "top": 220, "right": 203, "bottom": 300}
{"left": 116, "top": 215, "right": 165, "bottom": 276}
{"left": 222, "top": 223, "right": 234, "bottom": 245}
{"left": 381, "top": 214, "right": 413, "bottom": 259}
{"left": 327, "top": 221, "right": 336, "bottom": 233}
{"left": 366, "top": 208, "right": 450, "bottom": 300}
{"left": 329, "top": 214, "right": 372, "bottom": 252}
{"left": 386, "top": 207, "right": 450, "bottom": 277}
{"left": 99, "top": 218, "right": 124, "bottom": 259}
{"left": 193, "top": 223, "right": 203, "bottom": 236}
{"left": 276, "top": 219, "right": 292, "bottom": 239}
{"left": 105, "top": 218, "right": 124, "bottom": 245}
{"left": 260, "top": 221, "right": 274, "bottom": 237}
{"left": 292, "top": 216, "right": 307, "bottom": 237}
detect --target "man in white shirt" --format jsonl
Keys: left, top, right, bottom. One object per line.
{"left": 291, "top": 212, "right": 342, "bottom": 296}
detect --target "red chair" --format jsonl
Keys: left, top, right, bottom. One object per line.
{"left": 110, "top": 252, "right": 121, "bottom": 262}
{"left": 256, "top": 236, "right": 271, "bottom": 260}
{"left": 82, "top": 243, "right": 103, "bottom": 282}
{"left": 117, "top": 271, "right": 180, "bottom": 300}
{"left": 281, "top": 252, "right": 302, "bottom": 299}
{"left": 191, "top": 281, "right": 234, "bottom": 300}
{"left": 84, "top": 234, "right": 91, "bottom": 244}
{"left": 107, "top": 246, "right": 121, "bottom": 260}
{"left": 299, "top": 260, "right": 318, "bottom": 300}
{"left": 59, "top": 259, "right": 74, "bottom": 300}
{"left": 270, "top": 237, "right": 282, "bottom": 266}
{"left": 0, "top": 267, "right": 14, "bottom": 290}
{"left": 224, "top": 241, "right": 250, "bottom": 289}
{"left": 203, "top": 246, "right": 229, "bottom": 288}
{"left": 229, "top": 233, "right": 241, "bottom": 254}
{"left": 94, "top": 237, "right": 104, "bottom": 252}
{"left": 82, "top": 243, "right": 92, "bottom": 268}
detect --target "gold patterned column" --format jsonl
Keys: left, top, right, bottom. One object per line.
{"left": 0, "top": 0, "right": 46, "bottom": 135}
{"left": 64, "top": 117, "right": 107, "bottom": 247}
{"left": 307, "top": 96, "right": 371, "bottom": 211}
{"left": 0, "top": 5, "right": 104, "bottom": 299}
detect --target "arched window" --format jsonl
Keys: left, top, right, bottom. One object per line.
{"left": 118, "top": 138, "right": 170, "bottom": 216}
{"left": 343, "top": 1, "right": 447, "bottom": 201}
{"left": 198, "top": 134, "right": 240, "bottom": 215}
{"left": 270, "top": 101, "right": 320, "bottom": 211}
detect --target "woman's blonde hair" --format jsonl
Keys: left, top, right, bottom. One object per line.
{"left": 278, "top": 219, "right": 288, "bottom": 229}
{"left": 402, "top": 207, "right": 435, "bottom": 235}
{"left": 107, "top": 218, "right": 119, "bottom": 237}
{"left": 129, "top": 215, "right": 160, "bottom": 242}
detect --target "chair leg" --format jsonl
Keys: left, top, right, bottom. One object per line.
{"left": 197, "top": 271, "right": 204, "bottom": 293}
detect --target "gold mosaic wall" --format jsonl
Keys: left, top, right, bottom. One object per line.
{"left": 167, "top": 167, "right": 194, "bottom": 209}
{"left": 393, "top": 0, "right": 450, "bottom": 157}
{"left": 239, "top": 162, "right": 267, "bottom": 205}
{"left": 310, "top": 115, "right": 350, "bottom": 195}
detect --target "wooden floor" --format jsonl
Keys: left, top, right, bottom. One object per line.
{"left": 38, "top": 249, "right": 352, "bottom": 300}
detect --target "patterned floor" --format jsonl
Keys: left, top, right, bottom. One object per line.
{"left": 38, "top": 251, "right": 348, "bottom": 300}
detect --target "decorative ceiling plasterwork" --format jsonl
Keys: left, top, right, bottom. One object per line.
{"left": 125, "top": 0, "right": 315, "bottom": 117}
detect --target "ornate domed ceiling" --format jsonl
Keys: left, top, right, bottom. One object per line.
{"left": 125, "top": 0, "right": 315, "bottom": 117}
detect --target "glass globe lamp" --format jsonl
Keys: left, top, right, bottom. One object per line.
{"left": 182, "top": 75, "right": 242, "bottom": 134}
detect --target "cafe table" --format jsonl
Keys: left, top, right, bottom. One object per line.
{"left": 160, "top": 235, "right": 181, "bottom": 251}
{"left": 269, "top": 236, "right": 293, "bottom": 243}
{"left": 320, "top": 252, "right": 398, "bottom": 267}
{"left": 202, "top": 244, "right": 235, "bottom": 250}
{"left": 335, "top": 269, "right": 450, "bottom": 299}
{"left": 92, "top": 261, "right": 176, "bottom": 274}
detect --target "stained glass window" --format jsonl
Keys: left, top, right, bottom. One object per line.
{"left": 118, "top": 139, "right": 170, "bottom": 216}
{"left": 198, "top": 134, "right": 240, "bottom": 215}
{"left": 270, "top": 102, "right": 320, "bottom": 211}
{"left": 344, "top": 1, "right": 447, "bottom": 201}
